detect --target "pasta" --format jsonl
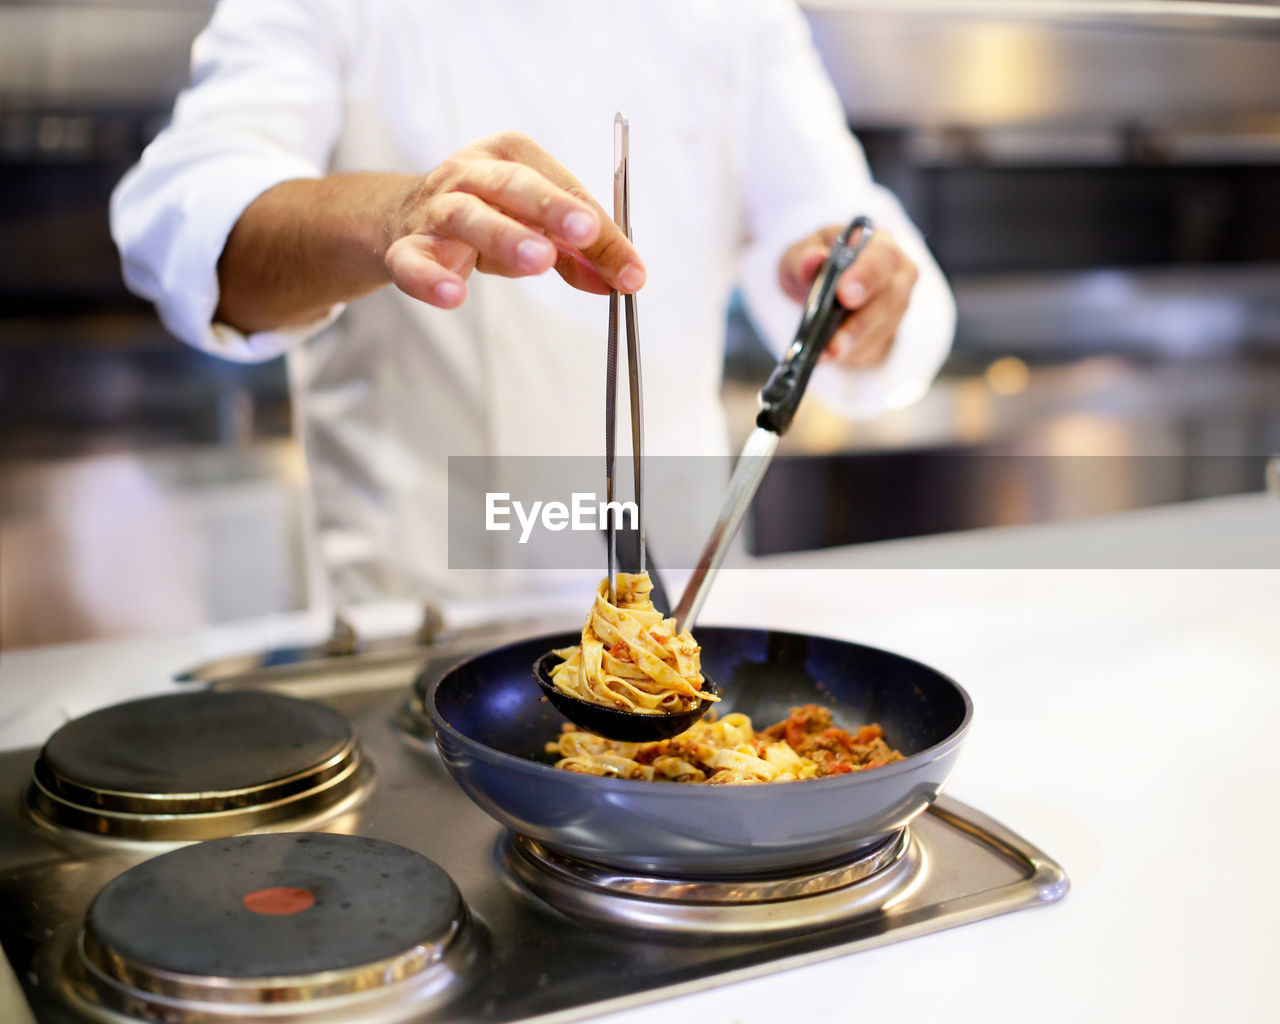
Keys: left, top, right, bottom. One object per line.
{"left": 548, "top": 572, "right": 718, "bottom": 714}
{"left": 546, "top": 704, "right": 904, "bottom": 784}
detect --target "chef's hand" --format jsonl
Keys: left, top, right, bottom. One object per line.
{"left": 384, "top": 131, "right": 645, "bottom": 310}
{"left": 778, "top": 227, "right": 918, "bottom": 368}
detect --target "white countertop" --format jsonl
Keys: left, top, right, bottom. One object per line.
{"left": 2, "top": 493, "right": 1277, "bottom": 1024}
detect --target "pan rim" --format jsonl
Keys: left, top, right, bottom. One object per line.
{"left": 425, "top": 624, "right": 973, "bottom": 794}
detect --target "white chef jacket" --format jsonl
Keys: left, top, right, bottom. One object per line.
{"left": 110, "top": 0, "right": 956, "bottom": 609}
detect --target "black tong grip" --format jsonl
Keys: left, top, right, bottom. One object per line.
{"left": 756, "top": 216, "right": 874, "bottom": 436}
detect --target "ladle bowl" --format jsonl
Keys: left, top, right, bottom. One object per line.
{"left": 533, "top": 650, "right": 720, "bottom": 742}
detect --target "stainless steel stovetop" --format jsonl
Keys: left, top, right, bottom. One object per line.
{"left": 0, "top": 632, "right": 1068, "bottom": 1023}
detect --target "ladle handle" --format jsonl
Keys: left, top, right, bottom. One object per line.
{"left": 756, "top": 216, "right": 874, "bottom": 436}
{"left": 671, "top": 216, "right": 874, "bottom": 633}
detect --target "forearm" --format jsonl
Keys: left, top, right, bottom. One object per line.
{"left": 215, "top": 172, "right": 415, "bottom": 335}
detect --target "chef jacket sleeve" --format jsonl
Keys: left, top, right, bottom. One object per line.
{"left": 109, "top": 0, "right": 345, "bottom": 363}
{"left": 734, "top": 0, "right": 956, "bottom": 417}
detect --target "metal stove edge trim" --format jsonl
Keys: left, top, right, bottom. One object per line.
{"left": 500, "top": 793, "right": 1069, "bottom": 1024}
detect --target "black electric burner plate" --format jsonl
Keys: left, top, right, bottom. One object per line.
{"left": 41, "top": 691, "right": 351, "bottom": 796}
{"left": 85, "top": 833, "right": 463, "bottom": 980}
{"left": 28, "top": 691, "right": 366, "bottom": 839}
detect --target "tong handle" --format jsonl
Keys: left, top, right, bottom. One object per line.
{"left": 605, "top": 290, "right": 619, "bottom": 602}
{"left": 757, "top": 216, "right": 874, "bottom": 436}
{"left": 624, "top": 291, "right": 645, "bottom": 575}
{"left": 607, "top": 111, "right": 646, "bottom": 601}
{"left": 616, "top": 113, "right": 645, "bottom": 574}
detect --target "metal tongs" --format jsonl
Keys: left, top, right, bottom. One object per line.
{"left": 532, "top": 113, "right": 720, "bottom": 743}
{"left": 672, "top": 216, "right": 876, "bottom": 631}
{"left": 604, "top": 111, "right": 644, "bottom": 603}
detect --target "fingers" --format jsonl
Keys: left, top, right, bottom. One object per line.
{"left": 553, "top": 244, "right": 612, "bottom": 295}
{"left": 823, "top": 300, "right": 898, "bottom": 368}
{"left": 774, "top": 229, "right": 913, "bottom": 369}
{"left": 385, "top": 179, "right": 622, "bottom": 309}
{"left": 468, "top": 132, "right": 646, "bottom": 292}
{"left": 385, "top": 235, "right": 469, "bottom": 309}
{"left": 778, "top": 239, "right": 828, "bottom": 303}
{"left": 576, "top": 222, "right": 646, "bottom": 293}
{"left": 453, "top": 157, "right": 602, "bottom": 249}
{"left": 778, "top": 223, "right": 859, "bottom": 302}
{"left": 835, "top": 232, "right": 900, "bottom": 310}
{"left": 824, "top": 260, "right": 918, "bottom": 368}
{"left": 840, "top": 237, "right": 917, "bottom": 368}
{"left": 428, "top": 190, "right": 566, "bottom": 279}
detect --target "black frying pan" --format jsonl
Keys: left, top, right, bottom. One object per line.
{"left": 425, "top": 626, "right": 971, "bottom": 877}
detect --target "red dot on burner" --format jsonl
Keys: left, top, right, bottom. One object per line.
{"left": 242, "top": 886, "right": 315, "bottom": 916}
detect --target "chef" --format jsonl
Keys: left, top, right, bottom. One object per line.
{"left": 110, "top": 0, "right": 956, "bottom": 611}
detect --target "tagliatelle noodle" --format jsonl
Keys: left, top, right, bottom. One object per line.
{"left": 545, "top": 706, "right": 906, "bottom": 785}
{"left": 548, "top": 572, "right": 717, "bottom": 714}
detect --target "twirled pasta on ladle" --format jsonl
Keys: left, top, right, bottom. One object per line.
{"left": 548, "top": 572, "right": 718, "bottom": 715}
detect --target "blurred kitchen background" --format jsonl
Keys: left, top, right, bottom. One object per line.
{"left": 2, "top": 0, "right": 1279, "bottom": 647}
